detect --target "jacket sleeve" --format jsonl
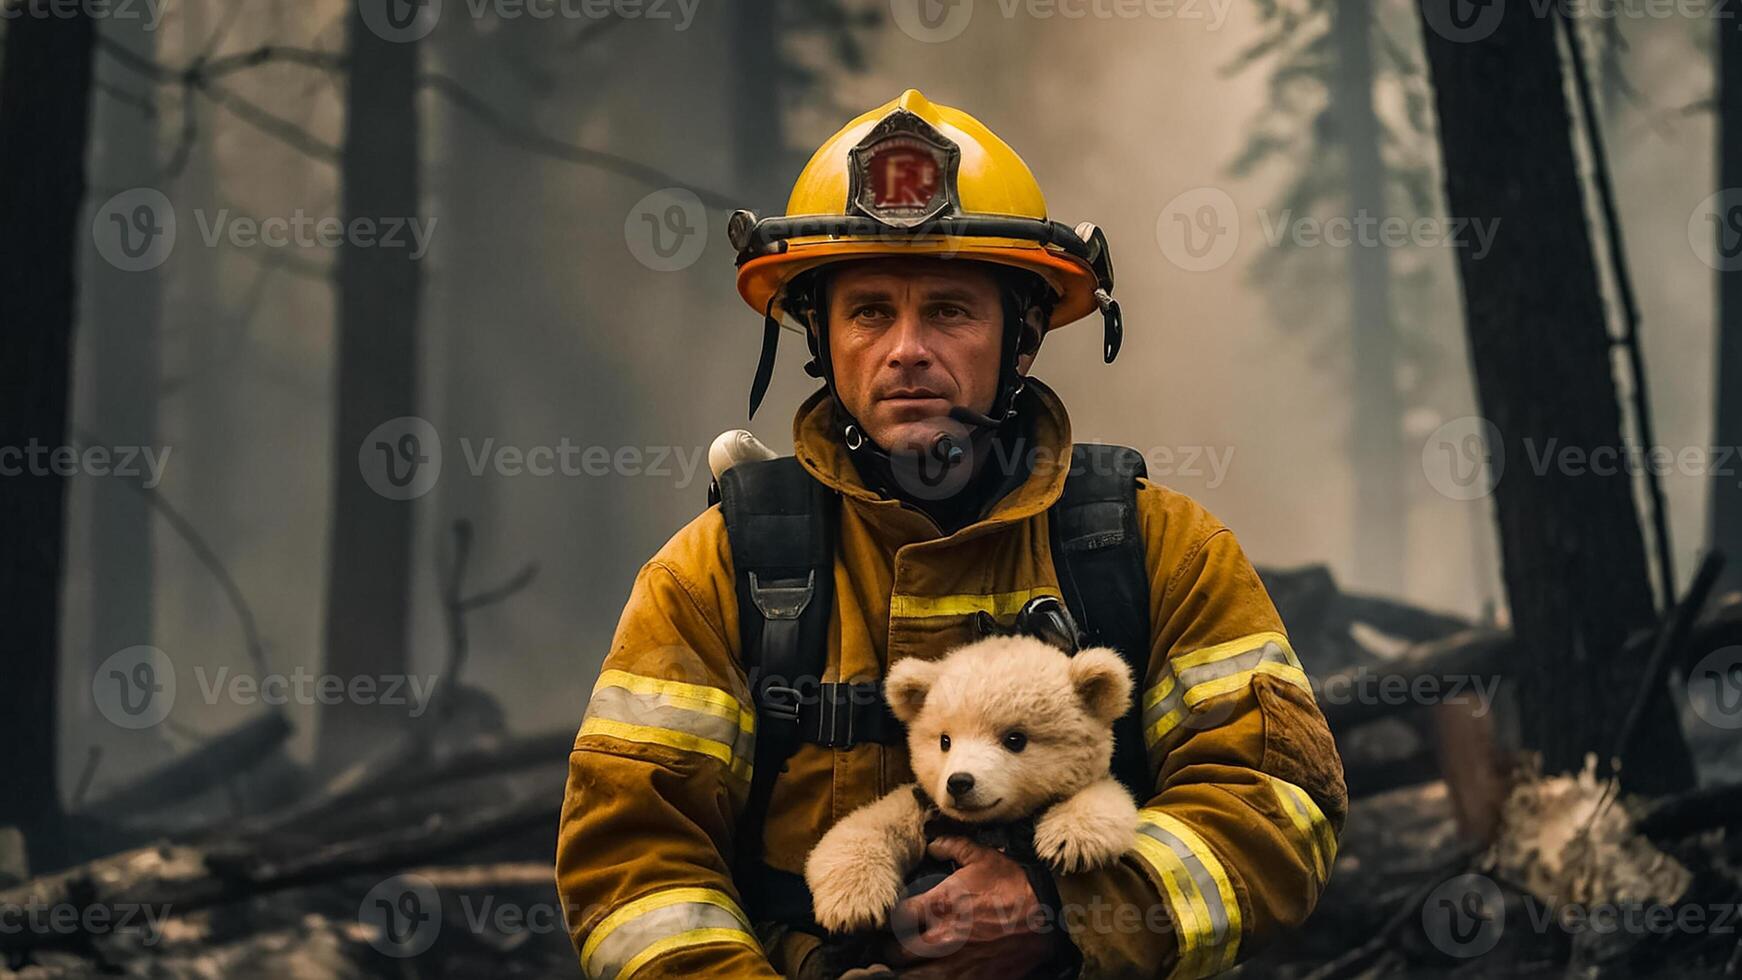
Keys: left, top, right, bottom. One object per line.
{"left": 1051, "top": 483, "right": 1348, "bottom": 978}
{"left": 555, "top": 509, "right": 781, "bottom": 980}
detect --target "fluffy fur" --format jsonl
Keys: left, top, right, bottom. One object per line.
{"left": 805, "top": 635, "right": 1140, "bottom": 933}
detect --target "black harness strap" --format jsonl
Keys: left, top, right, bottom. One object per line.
{"left": 1048, "top": 444, "right": 1153, "bottom": 802}
{"left": 719, "top": 457, "right": 837, "bottom": 888}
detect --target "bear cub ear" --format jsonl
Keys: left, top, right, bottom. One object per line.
{"left": 1070, "top": 647, "right": 1134, "bottom": 724}
{"left": 885, "top": 656, "right": 943, "bottom": 724}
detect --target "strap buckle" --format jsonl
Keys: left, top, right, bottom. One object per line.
{"left": 761, "top": 684, "right": 803, "bottom": 724}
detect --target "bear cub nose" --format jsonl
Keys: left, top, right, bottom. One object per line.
{"left": 946, "top": 772, "right": 975, "bottom": 797}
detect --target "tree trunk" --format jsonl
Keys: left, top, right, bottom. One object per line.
{"left": 730, "top": 0, "right": 784, "bottom": 208}
{"left": 0, "top": 11, "right": 98, "bottom": 871}
{"left": 1714, "top": 14, "right": 1742, "bottom": 592}
{"left": 319, "top": 10, "right": 423, "bottom": 764}
{"left": 85, "top": 17, "right": 161, "bottom": 679}
{"left": 1333, "top": 0, "right": 1405, "bottom": 591}
{"left": 1415, "top": 4, "right": 1694, "bottom": 794}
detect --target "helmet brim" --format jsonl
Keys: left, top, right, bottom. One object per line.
{"left": 737, "top": 239, "right": 1101, "bottom": 328}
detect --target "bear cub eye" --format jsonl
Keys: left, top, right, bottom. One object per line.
{"left": 1002, "top": 731, "right": 1028, "bottom": 753}
{"left": 940, "top": 733, "right": 951, "bottom": 752}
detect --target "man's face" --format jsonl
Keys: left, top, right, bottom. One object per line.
{"left": 822, "top": 258, "right": 1010, "bottom": 455}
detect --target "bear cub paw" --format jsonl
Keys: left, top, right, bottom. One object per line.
{"left": 1033, "top": 777, "right": 1139, "bottom": 874}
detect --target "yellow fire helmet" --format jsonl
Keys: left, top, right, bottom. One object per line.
{"left": 729, "top": 88, "right": 1120, "bottom": 420}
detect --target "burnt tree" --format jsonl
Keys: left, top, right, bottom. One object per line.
{"left": 1415, "top": 3, "right": 1694, "bottom": 793}
{"left": 0, "top": 11, "right": 98, "bottom": 870}
{"left": 1334, "top": 0, "right": 1406, "bottom": 589}
{"left": 1715, "top": 13, "right": 1742, "bottom": 592}
{"left": 320, "top": 8, "right": 423, "bottom": 763}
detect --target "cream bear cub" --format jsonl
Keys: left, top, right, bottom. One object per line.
{"left": 805, "top": 635, "right": 1140, "bottom": 934}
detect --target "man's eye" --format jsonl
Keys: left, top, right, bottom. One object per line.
{"left": 940, "top": 733, "right": 951, "bottom": 752}
{"left": 1002, "top": 731, "right": 1027, "bottom": 753}
{"left": 932, "top": 304, "right": 969, "bottom": 320}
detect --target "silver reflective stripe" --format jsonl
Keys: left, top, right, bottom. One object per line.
{"left": 582, "top": 888, "right": 758, "bottom": 980}
{"left": 1137, "top": 822, "right": 1231, "bottom": 945}
{"left": 585, "top": 686, "right": 752, "bottom": 758}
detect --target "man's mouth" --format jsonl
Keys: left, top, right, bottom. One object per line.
{"left": 882, "top": 388, "right": 946, "bottom": 401}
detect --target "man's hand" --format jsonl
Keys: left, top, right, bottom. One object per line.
{"left": 876, "top": 836, "right": 1063, "bottom": 979}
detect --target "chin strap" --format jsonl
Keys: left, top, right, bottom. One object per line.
{"left": 748, "top": 294, "right": 782, "bottom": 420}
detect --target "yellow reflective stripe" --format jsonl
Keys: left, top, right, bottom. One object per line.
{"left": 1170, "top": 630, "right": 1292, "bottom": 671}
{"left": 578, "top": 717, "right": 753, "bottom": 783}
{"left": 1133, "top": 834, "right": 1211, "bottom": 975}
{"left": 617, "top": 928, "right": 759, "bottom": 980}
{"left": 1143, "top": 632, "right": 1312, "bottom": 756}
{"left": 593, "top": 669, "right": 752, "bottom": 727}
{"left": 580, "top": 670, "right": 755, "bottom": 782}
{"left": 1134, "top": 810, "right": 1243, "bottom": 979}
{"left": 1264, "top": 774, "right": 1338, "bottom": 882}
{"left": 889, "top": 587, "right": 1061, "bottom": 620}
{"left": 581, "top": 887, "right": 757, "bottom": 980}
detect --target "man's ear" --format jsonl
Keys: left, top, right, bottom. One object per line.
{"left": 1069, "top": 647, "right": 1134, "bottom": 724}
{"left": 885, "top": 656, "right": 943, "bottom": 724}
{"left": 1016, "top": 308, "right": 1045, "bottom": 376}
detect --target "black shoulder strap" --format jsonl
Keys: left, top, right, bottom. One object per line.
{"left": 718, "top": 457, "right": 836, "bottom": 875}
{"left": 1049, "top": 443, "right": 1152, "bottom": 803}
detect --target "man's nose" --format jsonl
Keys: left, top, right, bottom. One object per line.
{"left": 885, "top": 312, "right": 933, "bottom": 368}
{"left": 946, "top": 772, "right": 975, "bottom": 797}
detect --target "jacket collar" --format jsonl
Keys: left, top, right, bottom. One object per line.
{"left": 790, "top": 377, "right": 1075, "bottom": 537}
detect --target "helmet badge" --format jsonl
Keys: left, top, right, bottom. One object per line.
{"left": 846, "top": 108, "right": 962, "bottom": 229}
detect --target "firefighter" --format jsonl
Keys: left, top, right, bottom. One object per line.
{"left": 556, "top": 88, "right": 1346, "bottom": 979}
